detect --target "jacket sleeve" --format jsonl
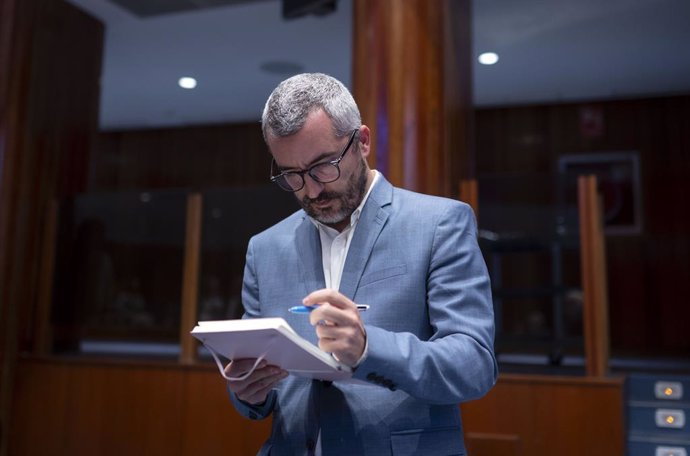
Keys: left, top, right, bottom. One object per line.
{"left": 352, "top": 202, "right": 498, "bottom": 404}
{"left": 227, "top": 238, "right": 276, "bottom": 420}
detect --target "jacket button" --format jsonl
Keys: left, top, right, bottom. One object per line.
{"left": 366, "top": 372, "right": 377, "bottom": 381}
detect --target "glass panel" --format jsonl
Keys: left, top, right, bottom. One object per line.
{"left": 477, "top": 173, "right": 584, "bottom": 369}
{"left": 198, "top": 185, "right": 300, "bottom": 322}
{"left": 51, "top": 189, "right": 188, "bottom": 357}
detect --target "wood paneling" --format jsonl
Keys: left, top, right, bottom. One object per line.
{"left": 11, "top": 361, "right": 624, "bottom": 456}
{"left": 0, "top": 0, "right": 37, "bottom": 451}
{"left": 476, "top": 96, "right": 690, "bottom": 356}
{"left": 1, "top": 0, "right": 103, "bottom": 453}
{"left": 465, "top": 432, "right": 520, "bottom": 456}
{"left": 90, "top": 123, "right": 271, "bottom": 192}
{"left": 9, "top": 358, "right": 270, "bottom": 456}
{"left": 461, "top": 374, "right": 625, "bottom": 456}
{"left": 443, "top": 0, "right": 474, "bottom": 183}
{"left": 459, "top": 179, "right": 479, "bottom": 217}
{"left": 33, "top": 199, "right": 58, "bottom": 355}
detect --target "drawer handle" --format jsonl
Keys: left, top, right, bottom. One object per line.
{"left": 655, "top": 446, "right": 687, "bottom": 456}
{"left": 655, "top": 381, "right": 684, "bottom": 400}
{"left": 655, "top": 409, "right": 686, "bottom": 429}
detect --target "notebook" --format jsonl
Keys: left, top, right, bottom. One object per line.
{"left": 191, "top": 318, "right": 353, "bottom": 382}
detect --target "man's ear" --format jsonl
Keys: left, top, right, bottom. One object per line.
{"left": 358, "top": 125, "right": 371, "bottom": 159}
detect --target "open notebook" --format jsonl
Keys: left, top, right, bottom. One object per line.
{"left": 191, "top": 318, "right": 353, "bottom": 382}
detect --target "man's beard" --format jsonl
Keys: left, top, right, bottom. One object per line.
{"left": 300, "top": 158, "right": 368, "bottom": 226}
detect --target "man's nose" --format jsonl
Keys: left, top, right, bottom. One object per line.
{"left": 303, "top": 174, "right": 324, "bottom": 199}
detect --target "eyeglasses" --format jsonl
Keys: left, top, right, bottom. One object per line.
{"left": 270, "top": 129, "right": 359, "bottom": 192}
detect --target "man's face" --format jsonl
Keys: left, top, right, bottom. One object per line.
{"left": 268, "top": 109, "right": 371, "bottom": 230}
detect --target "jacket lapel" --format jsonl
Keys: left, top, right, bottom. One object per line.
{"left": 295, "top": 214, "right": 326, "bottom": 296}
{"left": 338, "top": 176, "right": 393, "bottom": 300}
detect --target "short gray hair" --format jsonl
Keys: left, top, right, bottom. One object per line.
{"left": 261, "top": 73, "right": 361, "bottom": 141}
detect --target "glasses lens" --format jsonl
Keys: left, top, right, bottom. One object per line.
{"left": 310, "top": 163, "right": 340, "bottom": 183}
{"left": 275, "top": 173, "right": 303, "bottom": 192}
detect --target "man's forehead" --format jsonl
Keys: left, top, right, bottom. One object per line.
{"left": 270, "top": 135, "right": 341, "bottom": 170}
{"left": 268, "top": 109, "right": 341, "bottom": 166}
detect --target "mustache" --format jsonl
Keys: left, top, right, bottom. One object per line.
{"left": 302, "top": 192, "right": 339, "bottom": 205}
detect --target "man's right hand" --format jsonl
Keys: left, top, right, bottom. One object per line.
{"left": 225, "top": 359, "right": 288, "bottom": 405}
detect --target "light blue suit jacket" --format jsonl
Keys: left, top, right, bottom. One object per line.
{"left": 230, "top": 175, "right": 497, "bottom": 456}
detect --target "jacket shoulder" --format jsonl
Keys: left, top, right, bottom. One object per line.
{"left": 391, "top": 187, "right": 474, "bottom": 217}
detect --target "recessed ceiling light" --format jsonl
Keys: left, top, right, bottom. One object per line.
{"left": 178, "top": 77, "right": 197, "bottom": 89}
{"left": 478, "top": 52, "right": 499, "bottom": 65}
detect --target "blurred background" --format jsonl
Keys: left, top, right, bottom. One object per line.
{"left": 1, "top": 0, "right": 689, "bottom": 455}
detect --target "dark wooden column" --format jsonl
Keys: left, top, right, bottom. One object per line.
{"left": 0, "top": 2, "right": 40, "bottom": 454}
{"left": 353, "top": 0, "right": 473, "bottom": 197}
{"left": 0, "top": 1, "right": 103, "bottom": 453}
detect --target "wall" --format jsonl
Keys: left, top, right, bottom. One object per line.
{"left": 0, "top": 0, "right": 103, "bottom": 453}
{"left": 88, "top": 95, "right": 690, "bottom": 358}
{"left": 90, "top": 123, "right": 270, "bottom": 191}
{"left": 9, "top": 359, "right": 624, "bottom": 456}
{"left": 475, "top": 96, "right": 690, "bottom": 356}
{"left": 9, "top": 358, "right": 271, "bottom": 456}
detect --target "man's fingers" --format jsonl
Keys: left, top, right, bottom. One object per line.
{"left": 225, "top": 358, "right": 266, "bottom": 377}
{"left": 225, "top": 360, "right": 287, "bottom": 406}
{"left": 308, "top": 302, "right": 359, "bottom": 328}
{"left": 303, "top": 288, "right": 355, "bottom": 311}
{"left": 309, "top": 303, "right": 341, "bottom": 327}
{"left": 228, "top": 365, "right": 281, "bottom": 389}
{"left": 236, "top": 370, "right": 288, "bottom": 404}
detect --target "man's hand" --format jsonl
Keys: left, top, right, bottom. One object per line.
{"left": 224, "top": 359, "right": 288, "bottom": 405}
{"left": 303, "top": 289, "right": 367, "bottom": 367}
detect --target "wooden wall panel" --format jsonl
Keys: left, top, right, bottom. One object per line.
{"left": 181, "top": 373, "right": 254, "bottom": 455}
{"left": 9, "top": 359, "right": 271, "bottom": 456}
{"left": 461, "top": 374, "right": 625, "bottom": 456}
{"left": 1, "top": 0, "right": 103, "bottom": 453}
{"left": 476, "top": 95, "right": 690, "bottom": 356}
{"left": 90, "top": 123, "right": 271, "bottom": 191}
{"left": 444, "top": 0, "right": 474, "bottom": 184}
{"left": 465, "top": 432, "right": 521, "bottom": 456}
{"left": 0, "top": 0, "right": 38, "bottom": 453}
{"left": 11, "top": 362, "right": 624, "bottom": 456}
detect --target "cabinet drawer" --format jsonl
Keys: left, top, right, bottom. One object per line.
{"left": 628, "top": 439, "right": 689, "bottom": 456}
{"left": 628, "top": 404, "right": 689, "bottom": 435}
{"left": 628, "top": 375, "right": 689, "bottom": 402}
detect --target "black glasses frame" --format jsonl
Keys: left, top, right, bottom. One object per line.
{"left": 270, "top": 129, "right": 359, "bottom": 192}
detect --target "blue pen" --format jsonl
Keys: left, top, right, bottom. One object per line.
{"left": 288, "top": 304, "right": 370, "bottom": 314}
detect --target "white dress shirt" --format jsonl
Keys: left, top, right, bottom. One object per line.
{"left": 309, "top": 170, "right": 379, "bottom": 456}
{"left": 310, "top": 170, "right": 380, "bottom": 291}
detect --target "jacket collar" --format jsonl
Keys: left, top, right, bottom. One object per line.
{"left": 294, "top": 174, "right": 393, "bottom": 299}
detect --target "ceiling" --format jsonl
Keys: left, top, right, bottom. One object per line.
{"left": 65, "top": 0, "right": 690, "bottom": 131}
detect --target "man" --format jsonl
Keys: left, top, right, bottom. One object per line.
{"left": 225, "top": 73, "right": 496, "bottom": 455}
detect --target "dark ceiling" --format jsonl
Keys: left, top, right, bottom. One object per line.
{"left": 66, "top": 0, "right": 690, "bottom": 130}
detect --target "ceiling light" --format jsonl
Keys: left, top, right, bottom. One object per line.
{"left": 178, "top": 77, "right": 197, "bottom": 89}
{"left": 478, "top": 52, "right": 499, "bottom": 65}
